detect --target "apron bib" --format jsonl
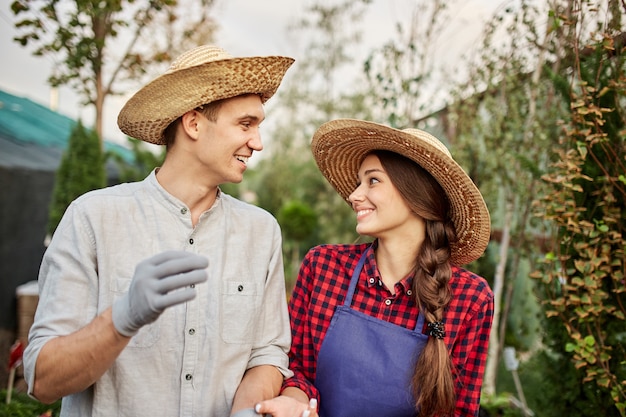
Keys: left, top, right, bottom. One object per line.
{"left": 315, "top": 249, "right": 428, "bottom": 417}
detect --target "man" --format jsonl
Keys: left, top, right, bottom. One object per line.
{"left": 23, "top": 45, "right": 295, "bottom": 417}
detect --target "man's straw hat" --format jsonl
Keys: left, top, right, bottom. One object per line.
{"left": 118, "top": 45, "right": 294, "bottom": 144}
{"left": 311, "top": 119, "right": 490, "bottom": 265}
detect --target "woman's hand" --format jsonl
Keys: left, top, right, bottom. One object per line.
{"left": 255, "top": 396, "right": 318, "bottom": 417}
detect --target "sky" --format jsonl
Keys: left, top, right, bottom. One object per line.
{"left": 0, "top": 0, "right": 507, "bottom": 146}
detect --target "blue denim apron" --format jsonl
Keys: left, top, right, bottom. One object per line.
{"left": 315, "top": 249, "right": 428, "bottom": 417}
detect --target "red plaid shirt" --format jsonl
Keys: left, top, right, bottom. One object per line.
{"left": 282, "top": 242, "right": 494, "bottom": 417}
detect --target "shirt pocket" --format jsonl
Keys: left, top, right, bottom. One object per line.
{"left": 112, "top": 278, "right": 160, "bottom": 348}
{"left": 221, "top": 280, "right": 262, "bottom": 344}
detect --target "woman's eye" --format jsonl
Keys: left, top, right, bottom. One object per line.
{"left": 369, "top": 177, "right": 380, "bottom": 185}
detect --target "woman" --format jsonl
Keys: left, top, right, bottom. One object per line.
{"left": 256, "top": 119, "right": 494, "bottom": 417}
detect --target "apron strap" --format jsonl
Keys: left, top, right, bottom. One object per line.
{"left": 343, "top": 248, "right": 369, "bottom": 306}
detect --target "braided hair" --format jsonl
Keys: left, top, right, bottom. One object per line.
{"left": 374, "top": 150, "right": 456, "bottom": 417}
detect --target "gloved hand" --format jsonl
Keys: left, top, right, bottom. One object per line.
{"left": 112, "top": 250, "right": 208, "bottom": 337}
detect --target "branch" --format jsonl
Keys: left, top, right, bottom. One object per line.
{"left": 104, "top": 5, "right": 158, "bottom": 96}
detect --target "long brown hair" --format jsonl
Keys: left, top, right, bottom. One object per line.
{"left": 374, "top": 150, "right": 456, "bottom": 417}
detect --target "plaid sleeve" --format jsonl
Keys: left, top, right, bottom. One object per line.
{"left": 281, "top": 250, "right": 320, "bottom": 400}
{"left": 451, "top": 284, "right": 494, "bottom": 416}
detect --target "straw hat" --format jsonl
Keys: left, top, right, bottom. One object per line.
{"left": 118, "top": 45, "right": 295, "bottom": 144}
{"left": 311, "top": 119, "right": 490, "bottom": 265}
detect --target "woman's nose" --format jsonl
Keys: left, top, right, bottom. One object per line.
{"left": 348, "top": 185, "right": 364, "bottom": 204}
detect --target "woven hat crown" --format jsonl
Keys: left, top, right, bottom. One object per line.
{"left": 165, "top": 45, "right": 233, "bottom": 73}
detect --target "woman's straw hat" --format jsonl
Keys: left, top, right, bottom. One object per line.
{"left": 311, "top": 119, "right": 490, "bottom": 265}
{"left": 118, "top": 45, "right": 294, "bottom": 144}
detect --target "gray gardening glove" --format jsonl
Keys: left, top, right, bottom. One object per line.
{"left": 112, "top": 250, "right": 208, "bottom": 337}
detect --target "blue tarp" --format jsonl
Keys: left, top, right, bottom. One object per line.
{"left": 0, "top": 89, "right": 134, "bottom": 170}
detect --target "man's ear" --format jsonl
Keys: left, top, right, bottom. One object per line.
{"left": 180, "top": 110, "right": 202, "bottom": 140}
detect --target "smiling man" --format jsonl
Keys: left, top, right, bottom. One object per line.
{"left": 23, "top": 45, "right": 295, "bottom": 417}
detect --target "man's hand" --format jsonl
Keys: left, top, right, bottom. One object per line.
{"left": 112, "top": 250, "right": 208, "bottom": 336}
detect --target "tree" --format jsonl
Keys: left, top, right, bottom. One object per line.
{"left": 47, "top": 120, "right": 105, "bottom": 235}
{"left": 11, "top": 0, "right": 217, "bottom": 143}
{"left": 107, "top": 137, "right": 165, "bottom": 183}
{"left": 443, "top": 0, "right": 625, "bottom": 413}
{"left": 277, "top": 200, "right": 318, "bottom": 290}
{"left": 363, "top": 0, "right": 449, "bottom": 127}
{"left": 445, "top": 1, "right": 559, "bottom": 396}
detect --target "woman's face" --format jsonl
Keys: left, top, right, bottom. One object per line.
{"left": 348, "top": 154, "right": 425, "bottom": 240}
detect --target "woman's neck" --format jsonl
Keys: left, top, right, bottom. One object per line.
{"left": 374, "top": 237, "right": 420, "bottom": 292}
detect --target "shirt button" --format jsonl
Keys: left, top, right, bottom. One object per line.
{"left": 189, "top": 238, "right": 194, "bottom": 244}
{"left": 369, "top": 278, "right": 375, "bottom": 284}
{"left": 385, "top": 299, "right": 392, "bottom": 306}
{"left": 407, "top": 290, "right": 413, "bottom": 296}
{"left": 185, "top": 374, "right": 192, "bottom": 381}
{"left": 238, "top": 285, "right": 244, "bottom": 292}
{"left": 181, "top": 207, "right": 188, "bottom": 214}
{"left": 188, "top": 328, "right": 195, "bottom": 335}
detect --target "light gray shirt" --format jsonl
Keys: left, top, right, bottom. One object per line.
{"left": 24, "top": 170, "right": 292, "bottom": 417}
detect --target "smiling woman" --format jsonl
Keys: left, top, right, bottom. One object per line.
{"left": 256, "top": 118, "right": 493, "bottom": 417}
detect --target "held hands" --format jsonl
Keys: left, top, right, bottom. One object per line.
{"left": 253, "top": 396, "right": 318, "bottom": 417}
{"left": 112, "top": 250, "right": 209, "bottom": 337}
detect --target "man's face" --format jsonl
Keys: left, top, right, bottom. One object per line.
{"left": 196, "top": 94, "right": 265, "bottom": 185}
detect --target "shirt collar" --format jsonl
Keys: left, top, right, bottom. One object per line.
{"left": 147, "top": 169, "right": 222, "bottom": 215}
{"left": 363, "top": 241, "right": 415, "bottom": 296}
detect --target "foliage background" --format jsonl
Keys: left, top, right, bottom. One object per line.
{"left": 9, "top": 0, "right": 625, "bottom": 415}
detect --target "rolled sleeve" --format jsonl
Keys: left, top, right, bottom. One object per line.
{"left": 247, "top": 223, "right": 292, "bottom": 378}
{"left": 24, "top": 202, "right": 100, "bottom": 397}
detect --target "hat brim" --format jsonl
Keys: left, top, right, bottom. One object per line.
{"left": 118, "top": 55, "right": 294, "bottom": 144}
{"left": 311, "top": 119, "right": 490, "bottom": 265}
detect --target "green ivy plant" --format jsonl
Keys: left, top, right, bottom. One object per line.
{"left": 532, "top": 19, "right": 626, "bottom": 416}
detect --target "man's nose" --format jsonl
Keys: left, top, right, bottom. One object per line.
{"left": 248, "top": 128, "right": 263, "bottom": 151}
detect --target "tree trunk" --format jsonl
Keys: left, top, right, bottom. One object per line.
{"left": 95, "top": 80, "right": 104, "bottom": 147}
{"left": 482, "top": 199, "right": 513, "bottom": 395}
{"left": 92, "top": 12, "right": 107, "bottom": 146}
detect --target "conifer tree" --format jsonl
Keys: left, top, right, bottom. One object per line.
{"left": 47, "top": 121, "right": 105, "bottom": 236}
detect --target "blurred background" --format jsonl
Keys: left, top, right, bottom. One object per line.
{"left": 0, "top": 1, "right": 624, "bottom": 416}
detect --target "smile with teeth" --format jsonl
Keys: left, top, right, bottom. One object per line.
{"left": 356, "top": 209, "right": 373, "bottom": 217}
{"left": 235, "top": 155, "right": 249, "bottom": 165}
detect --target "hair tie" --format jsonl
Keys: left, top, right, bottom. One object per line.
{"left": 427, "top": 321, "right": 445, "bottom": 340}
